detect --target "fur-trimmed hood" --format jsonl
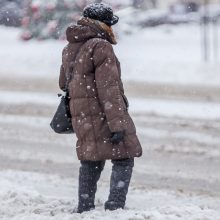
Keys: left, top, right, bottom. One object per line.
{"left": 66, "top": 17, "right": 117, "bottom": 45}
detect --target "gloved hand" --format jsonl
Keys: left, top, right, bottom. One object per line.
{"left": 110, "top": 131, "right": 124, "bottom": 145}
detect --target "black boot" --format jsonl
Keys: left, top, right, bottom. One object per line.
{"left": 77, "top": 160, "right": 105, "bottom": 213}
{"left": 105, "top": 158, "right": 134, "bottom": 211}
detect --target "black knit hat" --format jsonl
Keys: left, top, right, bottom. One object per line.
{"left": 83, "top": 3, "right": 119, "bottom": 26}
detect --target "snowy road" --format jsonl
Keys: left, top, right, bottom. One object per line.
{"left": 1, "top": 25, "right": 220, "bottom": 219}
{"left": 1, "top": 86, "right": 220, "bottom": 219}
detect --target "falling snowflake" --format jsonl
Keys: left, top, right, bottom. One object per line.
{"left": 104, "top": 101, "right": 113, "bottom": 110}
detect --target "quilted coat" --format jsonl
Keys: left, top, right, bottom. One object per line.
{"left": 59, "top": 17, "right": 142, "bottom": 161}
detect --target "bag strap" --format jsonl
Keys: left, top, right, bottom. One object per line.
{"left": 64, "top": 42, "right": 86, "bottom": 92}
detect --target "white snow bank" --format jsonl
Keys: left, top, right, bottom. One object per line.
{"left": 0, "top": 90, "right": 58, "bottom": 105}
{"left": 1, "top": 90, "right": 220, "bottom": 120}
{"left": 0, "top": 170, "right": 219, "bottom": 220}
{"left": 1, "top": 25, "right": 220, "bottom": 86}
{"left": 130, "top": 98, "right": 220, "bottom": 120}
{"left": 116, "top": 25, "right": 220, "bottom": 86}
{"left": 0, "top": 114, "right": 50, "bottom": 127}
{"left": 0, "top": 26, "right": 63, "bottom": 80}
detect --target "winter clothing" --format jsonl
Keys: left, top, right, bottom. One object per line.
{"left": 110, "top": 131, "right": 125, "bottom": 145}
{"left": 105, "top": 158, "right": 134, "bottom": 210}
{"left": 83, "top": 3, "right": 119, "bottom": 26}
{"left": 77, "top": 158, "right": 134, "bottom": 212}
{"left": 59, "top": 17, "right": 142, "bottom": 161}
{"left": 59, "top": 11, "right": 142, "bottom": 213}
{"left": 77, "top": 160, "right": 105, "bottom": 213}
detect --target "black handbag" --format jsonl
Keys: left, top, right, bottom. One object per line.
{"left": 50, "top": 44, "right": 84, "bottom": 134}
{"left": 50, "top": 91, "right": 73, "bottom": 134}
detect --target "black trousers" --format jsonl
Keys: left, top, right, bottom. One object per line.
{"left": 77, "top": 158, "right": 134, "bottom": 213}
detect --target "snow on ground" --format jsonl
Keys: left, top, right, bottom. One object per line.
{"left": 1, "top": 88, "right": 220, "bottom": 219}
{"left": 117, "top": 25, "right": 220, "bottom": 86}
{"left": 1, "top": 170, "right": 220, "bottom": 220}
{"left": 1, "top": 26, "right": 220, "bottom": 220}
{"left": 0, "top": 26, "right": 63, "bottom": 80}
{"left": 2, "top": 90, "right": 220, "bottom": 120}
{"left": 1, "top": 25, "right": 220, "bottom": 86}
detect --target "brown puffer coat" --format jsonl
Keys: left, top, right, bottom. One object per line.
{"left": 59, "top": 18, "right": 142, "bottom": 161}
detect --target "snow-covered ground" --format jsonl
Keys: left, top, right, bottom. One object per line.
{"left": 1, "top": 25, "right": 220, "bottom": 86}
{"left": 1, "top": 25, "right": 220, "bottom": 219}
{"left": 2, "top": 90, "right": 220, "bottom": 119}
{"left": 1, "top": 170, "right": 220, "bottom": 220}
{"left": 1, "top": 103, "right": 220, "bottom": 219}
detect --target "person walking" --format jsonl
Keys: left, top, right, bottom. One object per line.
{"left": 59, "top": 3, "right": 142, "bottom": 213}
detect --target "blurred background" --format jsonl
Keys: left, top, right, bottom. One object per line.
{"left": 1, "top": 0, "right": 220, "bottom": 219}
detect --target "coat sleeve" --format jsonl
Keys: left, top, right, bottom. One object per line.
{"left": 59, "top": 47, "right": 68, "bottom": 91}
{"left": 93, "top": 40, "right": 127, "bottom": 132}
{"left": 59, "top": 64, "right": 66, "bottom": 91}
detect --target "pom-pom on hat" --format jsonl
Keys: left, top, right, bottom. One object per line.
{"left": 83, "top": 3, "right": 119, "bottom": 26}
